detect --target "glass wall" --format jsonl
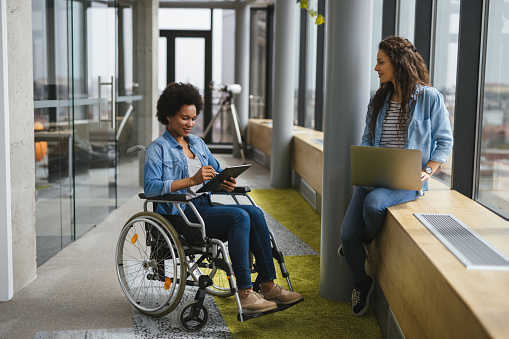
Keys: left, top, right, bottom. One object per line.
{"left": 397, "top": 0, "right": 416, "bottom": 41}
{"left": 477, "top": 0, "right": 509, "bottom": 218}
{"left": 249, "top": 9, "right": 267, "bottom": 119}
{"left": 33, "top": 0, "right": 73, "bottom": 266}
{"left": 304, "top": 0, "right": 318, "bottom": 129}
{"left": 32, "top": 0, "right": 144, "bottom": 266}
{"left": 430, "top": 0, "right": 460, "bottom": 186}
{"left": 117, "top": 4, "right": 145, "bottom": 206}
{"left": 212, "top": 9, "right": 236, "bottom": 144}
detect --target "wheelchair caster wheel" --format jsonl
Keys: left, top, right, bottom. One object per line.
{"left": 178, "top": 300, "right": 209, "bottom": 331}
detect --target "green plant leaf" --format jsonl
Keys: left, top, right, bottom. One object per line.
{"left": 315, "top": 15, "right": 326, "bottom": 25}
{"left": 296, "top": 0, "right": 326, "bottom": 26}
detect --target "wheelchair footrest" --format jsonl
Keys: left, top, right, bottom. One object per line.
{"left": 237, "top": 298, "right": 304, "bottom": 322}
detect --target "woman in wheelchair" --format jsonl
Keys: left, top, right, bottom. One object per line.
{"left": 143, "top": 82, "right": 302, "bottom": 314}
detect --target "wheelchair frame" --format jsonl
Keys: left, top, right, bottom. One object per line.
{"left": 115, "top": 147, "right": 297, "bottom": 331}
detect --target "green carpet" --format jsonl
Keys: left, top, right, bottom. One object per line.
{"left": 214, "top": 188, "right": 383, "bottom": 339}
{"left": 250, "top": 188, "right": 322, "bottom": 253}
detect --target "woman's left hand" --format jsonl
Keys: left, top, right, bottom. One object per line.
{"left": 221, "top": 176, "right": 236, "bottom": 192}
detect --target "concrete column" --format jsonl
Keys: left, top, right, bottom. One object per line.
{"left": 0, "top": 0, "right": 13, "bottom": 302}
{"left": 319, "top": 0, "right": 373, "bottom": 301}
{"left": 7, "top": 0, "right": 37, "bottom": 293}
{"left": 134, "top": 0, "right": 159, "bottom": 183}
{"left": 233, "top": 2, "right": 250, "bottom": 157}
{"left": 271, "top": 0, "right": 295, "bottom": 188}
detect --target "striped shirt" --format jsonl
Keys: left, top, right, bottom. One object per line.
{"left": 186, "top": 155, "right": 206, "bottom": 198}
{"left": 379, "top": 101, "right": 405, "bottom": 148}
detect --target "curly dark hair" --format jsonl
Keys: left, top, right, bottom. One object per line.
{"left": 156, "top": 82, "right": 203, "bottom": 125}
{"left": 368, "top": 36, "right": 430, "bottom": 143}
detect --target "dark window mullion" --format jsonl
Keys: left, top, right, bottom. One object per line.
{"left": 297, "top": 8, "right": 307, "bottom": 127}
{"left": 451, "top": 0, "right": 485, "bottom": 198}
{"left": 414, "top": 0, "right": 433, "bottom": 68}
{"left": 382, "top": 0, "right": 397, "bottom": 39}
{"left": 265, "top": 4, "right": 274, "bottom": 120}
{"left": 314, "top": 0, "right": 325, "bottom": 132}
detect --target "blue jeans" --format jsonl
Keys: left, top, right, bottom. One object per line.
{"left": 184, "top": 195, "right": 277, "bottom": 290}
{"left": 341, "top": 186, "right": 419, "bottom": 283}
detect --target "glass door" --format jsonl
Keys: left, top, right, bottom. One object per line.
{"left": 72, "top": 0, "right": 117, "bottom": 237}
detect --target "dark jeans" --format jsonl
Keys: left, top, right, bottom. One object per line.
{"left": 184, "top": 195, "right": 277, "bottom": 289}
{"left": 341, "top": 186, "right": 419, "bottom": 283}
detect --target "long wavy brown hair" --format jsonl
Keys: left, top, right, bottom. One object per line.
{"left": 368, "top": 36, "right": 430, "bottom": 143}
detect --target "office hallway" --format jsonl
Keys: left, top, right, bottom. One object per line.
{"left": 0, "top": 155, "right": 319, "bottom": 338}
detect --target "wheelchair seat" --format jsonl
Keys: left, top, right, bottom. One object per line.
{"left": 162, "top": 214, "right": 205, "bottom": 247}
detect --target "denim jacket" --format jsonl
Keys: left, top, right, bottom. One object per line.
{"left": 361, "top": 85, "right": 454, "bottom": 191}
{"left": 144, "top": 130, "right": 222, "bottom": 215}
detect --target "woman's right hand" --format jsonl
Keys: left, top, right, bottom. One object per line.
{"left": 191, "top": 165, "right": 217, "bottom": 185}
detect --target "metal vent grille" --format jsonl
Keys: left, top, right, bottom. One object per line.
{"left": 414, "top": 213, "right": 509, "bottom": 270}
{"left": 253, "top": 149, "right": 267, "bottom": 167}
{"left": 300, "top": 178, "right": 317, "bottom": 210}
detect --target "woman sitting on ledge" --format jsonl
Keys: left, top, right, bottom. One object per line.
{"left": 143, "top": 82, "right": 302, "bottom": 314}
{"left": 339, "top": 36, "right": 454, "bottom": 317}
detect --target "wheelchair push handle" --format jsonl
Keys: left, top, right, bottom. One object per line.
{"left": 127, "top": 145, "right": 146, "bottom": 155}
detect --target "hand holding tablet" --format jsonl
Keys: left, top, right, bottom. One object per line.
{"left": 197, "top": 164, "right": 251, "bottom": 193}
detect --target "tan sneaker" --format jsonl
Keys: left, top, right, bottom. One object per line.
{"left": 240, "top": 290, "right": 277, "bottom": 313}
{"left": 260, "top": 284, "right": 303, "bottom": 305}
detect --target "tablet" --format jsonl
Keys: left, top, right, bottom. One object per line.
{"left": 197, "top": 164, "right": 252, "bottom": 193}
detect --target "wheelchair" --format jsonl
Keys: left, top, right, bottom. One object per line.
{"left": 115, "top": 146, "right": 299, "bottom": 331}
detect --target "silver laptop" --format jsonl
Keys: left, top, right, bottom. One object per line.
{"left": 350, "top": 145, "right": 423, "bottom": 191}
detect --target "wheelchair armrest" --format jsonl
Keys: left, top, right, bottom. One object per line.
{"left": 210, "top": 186, "right": 251, "bottom": 195}
{"left": 138, "top": 193, "right": 194, "bottom": 202}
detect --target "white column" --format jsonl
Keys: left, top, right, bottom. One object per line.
{"left": 0, "top": 0, "right": 13, "bottom": 302}
{"left": 320, "top": 0, "right": 373, "bottom": 301}
{"left": 233, "top": 2, "right": 250, "bottom": 157}
{"left": 271, "top": 0, "right": 295, "bottom": 188}
{"left": 7, "top": 0, "right": 36, "bottom": 293}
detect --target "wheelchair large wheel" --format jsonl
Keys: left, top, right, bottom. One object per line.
{"left": 189, "top": 245, "right": 233, "bottom": 297}
{"left": 116, "top": 212, "right": 187, "bottom": 317}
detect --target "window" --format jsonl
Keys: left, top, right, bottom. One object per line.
{"left": 430, "top": 0, "right": 460, "bottom": 186}
{"left": 303, "top": 0, "right": 318, "bottom": 129}
{"left": 159, "top": 8, "right": 211, "bottom": 30}
{"left": 370, "top": 0, "right": 384, "bottom": 96}
{"left": 477, "top": 0, "right": 509, "bottom": 218}
{"left": 397, "top": 0, "right": 416, "bottom": 41}
{"left": 249, "top": 9, "right": 267, "bottom": 119}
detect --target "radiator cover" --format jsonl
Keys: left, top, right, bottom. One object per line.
{"left": 414, "top": 213, "right": 509, "bottom": 270}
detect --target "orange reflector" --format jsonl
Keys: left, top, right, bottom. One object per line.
{"left": 131, "top": 234, "right": 138, "bottom": 244}
{"left": 164, "top": 278, "right": 172, "bottom": 290}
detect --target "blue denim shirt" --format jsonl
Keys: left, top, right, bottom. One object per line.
{"left": 144, "top": 130, "right": 222, "bottom": 215}
{"left": 361, "top": 85, "right": 454, "bottom": 191}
